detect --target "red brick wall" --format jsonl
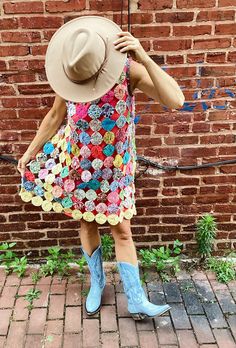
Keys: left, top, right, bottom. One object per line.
{"left": 0, "top": 0, "right": 235, "bottom": 259}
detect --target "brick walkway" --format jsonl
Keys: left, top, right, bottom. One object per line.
{"left": 0, "top": 265, "right": 236, "bottom": 348}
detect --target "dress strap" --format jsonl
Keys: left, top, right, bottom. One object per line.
{"left": 125, "top": 56, "right": 134, "bottom": 97}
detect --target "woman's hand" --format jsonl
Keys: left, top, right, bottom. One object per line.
{"left": 17, "top": 151, "right": 33, "bottom": 177}
{"left": 113, "top": 31, "right": 150, "bottom": 64}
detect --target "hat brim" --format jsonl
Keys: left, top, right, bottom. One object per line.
{"left": 45, "top": 16, "right": 127, "bottom": 103}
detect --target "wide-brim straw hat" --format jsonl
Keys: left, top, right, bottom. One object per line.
{"left": 45, "top": 15, "right": 127, "bottom": 103}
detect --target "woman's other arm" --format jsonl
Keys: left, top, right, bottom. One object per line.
{"left": 113, "top": 32, "right": 185, "bottom": 109}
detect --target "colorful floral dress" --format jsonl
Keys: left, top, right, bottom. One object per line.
{"left": 19, "top": 57, "right": 137, "bottom": 225}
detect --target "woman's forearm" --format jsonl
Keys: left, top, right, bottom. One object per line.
{"left": 26, "top": 108, "right": 63, "bottom": 157}
{"left": 142, "top": 57, "right": 185, "bottom": 109}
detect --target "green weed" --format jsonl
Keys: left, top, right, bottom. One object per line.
{"left": 196, "top": 213, "right": 217, "bottom": 260}
{"left": 24, "top": 288, "right": 42, "bottom": 310}
{"left": 101, "top": 234, "right": 114, "bottom": 261}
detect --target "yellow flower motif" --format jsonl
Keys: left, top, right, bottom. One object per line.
{"left": 43, "top": 182, "right": 53, "bottom": 192}
{"left": 52, "top": 202, "right": 63, "bottom": 213}
{"left": 103, "top": 131, "right": 115, "bottom": 144}
{"left": 72, "top": 210, "right": 83, "bottom": 220}
{"left": 65, "top": 153, "right": 72, "bottom": 166}
{"left": 61, "top": 139, "right": 67, "bottom": 151}
{"left": 113, "top": 154, "right": 123, "bottom": 168}
{"left": 124, "top": 209, "right": 133, "bottom": 220}
{"left": 52, "top": 163, "right": 62, "bottom": 175}
{"left": 64, "top": 124, "right": 71, "bottom": 137}
{"left": 64, "top": 208, "right": 72, "bottom": 214}
{"left": 45, "top": 173, "right": 55, "bottom": 184}
{"left": 71, "top": 144, "right": 80, "bottom": 156}
{"left": 32, "top": 196, "right": 43, "bottom": 206}
{"left": 51, "top": 134, "right": 60, "bottom": 144}
{"left": 44, "top": 192, "right": 53, "bottom": 201}
{"left": 42, "top": 200, "right": 53, "bottom": 212}
{"left": 59, "top": 152, "right": 66, "bottom": 163}
{"left": 107, "top": 214, "right": 119, "bottom": 225}
{"left": 20, "top": 190, "right": 33, "bottom": 202}
{"left": 83, "top": 211, "right": 95, "bottom": 222}
{"left": 95, "top": 213, "right": 107, "bottom": 225}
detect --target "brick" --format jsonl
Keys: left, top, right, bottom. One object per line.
{"left": 82, "top": 319, "right": 99, "bottom": 347}
{"left": 139, "top": 0, "right": 172, "bottom": 10}
{"left": 48, "top": 295, "right": 65, "bottom": 319}
{"left": 210, "top": 280, "right": 236, "bottom": 313}
{"left": 170, "top": 303, "right": 191, "bottom": 329}
{"left": 33, "top": 284, "right": 50, "bottom": 307}
{"left": 45, "top": 0, "right": 86, "bottom": 12}
{"left": 173, "top": 25, "right": 212, "bottom": 36}
{"left": 5, "top": 321, "right": 27, "bottom": 348}
{"left": 0, "top": 286, "right": 17, "bottom": 308}
{"left": 46, "top": 320, "right": 63, "bottom": 335}
{"left": 13, "top": 297, "right": 28, "bottom": 320}
{"left": 63, "top": 333, "right": 82, "bottom": 348}
{"left": 101, "top": 332, "right": 119, "bottom": 348}
{"left": 139, "top": 330, "right": 159, "bottom": 348}
{"left": 163, "top": 281, "right": 182, "bottom": 303}
{"left": 0, "top": 309, "right": 11, "bottom": 335}
{"left": 177, "top": 0, "right": 216, "bottom": 8}
{"left": 176, "top": 330, "right": 199, "bottom": 348}
{"left": 0, "top": 337, "right": 6, "bottom": 348}
{"left": 25, "top": 335, "right": 44, "bottom": 348}
{"left": 28, "top": 308, "right": 47, "bottom": 334}
{"left": 5, "top": 273, "right": 20, "bottom": 286}
{"left": 194, "top": 279, "right": 216, "bottom": 303}
{"left": 119, "top": 318, "right": 139, "bottom": 347}
{"left": 101, "top": 305, "right": 117, "bottom": 332}
{"left": 18, "top": 285, "right": 33, "bottom": 296}
{"left": 190, "top": 315, "right": 215, "bottom": 344}
{"left": 44, "top": 334, "right": 63, "bottom": 348}
{"left": 116, "top": 292, "right": 130, "bottom": 317}
{"left": 65, "top": 307, "right": 81, "bottom": 332}
{"left": 203, "top": 302, "right": 228, "bottom": 328}
{"left": 216, "top": 23, "right": 236, "bottom": 35}
{"left": 50, "top": 283, "right": 66, "bottom": 294}
{"left": 19, "top": 16, "right": 63, "bottom": 29}
{"left": 179, "top": 280, "right": 204, "bottom": 315}
{"left": 213, "top": 328, "right": 236, "bottom": 348}
{"left": 155, "top": 316, "right": 178, "bottom": 345}
{"left": 66, "top": 283, "right": 82, "bottom": 306}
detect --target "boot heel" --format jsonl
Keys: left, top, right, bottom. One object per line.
{"left": 131, "top": 313, "right": 147, "bottom": 321}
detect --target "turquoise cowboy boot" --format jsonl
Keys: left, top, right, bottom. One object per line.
{"left": 117, "top": 261, "right": 171, "bottom": 320}
{"left": 81, "top": 244, "right": 106, "bottom": 315}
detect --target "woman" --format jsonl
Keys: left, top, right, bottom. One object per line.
{"left": 17, "top": 16, "right": 185, "bottom": 320}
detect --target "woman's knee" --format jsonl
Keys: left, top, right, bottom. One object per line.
{"left": 80, "top": 219, "right": 98, "bottom": 234}
{"left": 111, "top": 220, "right": 133, "bottom": 242}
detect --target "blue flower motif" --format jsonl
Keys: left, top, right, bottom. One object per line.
{"left": 61, "top": 197, "right": 73, "bottom": 208}
{"left": 101, "top": 103, "right": 115, "bottom": 118}
{"left": 80, "top": 159, "right": 92, "bottom": 170}
{"left": 123, "top": 151, "right": 130, "bottom": 164}
{"left": 70, "top": 131, "right": 80, "bottom": 143}
{"left": 76, "top": 119, "right": 89, "bottom": 130}
{"left": 77, "top": 182, "right": 88, "bottom": 189}
{"left": 23, "top": 181, "right": 35, "bottom": 191}
{"left": 92, "top": 169, "right": 102, "bottom": 180}
{"left": 103, "top": 144, "right": 115, "bottom": 157}
{"left": 110, "top": 181, "right": 119, "bottom": 191}
{"left": 124, "top": 175, "right": 133, "bottom": 186}
{"left": 67, "top": 141, "right": 71, "bottom": 154}
{"left": 88, "top": 104, "right": 102, "bottom": 119}
{"left": 123, "top": 139, "right": 129, "bottom": 151}
{"left": 101, "top": 118, "right": 116, "bottom": 131}
{"left": 79, "top": 131, "right": 91, "bottom": 145}
{"left": 34, "top": 185, "right": 44, "bottom": 196}
{"left": 43, "top": 141, "right": 54, "bottom": 155}
{"left": 108, "top": 203, "right": 119, "bottom": 214}
{"left": 88, "top": 179, "right": 101, "bottom": 190}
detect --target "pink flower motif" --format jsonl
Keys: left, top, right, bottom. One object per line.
{"left": 107, "top": 191, "right": 119, "bottom": 204}
{"left": 114, "top": 84, "right": 126, "bottom": 100}
{"left": 52, "top": 185, "right": 63, "bottom": 198}
{"left": 96, "top": 203, "right": 107, "bottom": 213}
{"left": 74, "top": 103, "right": 89, "bottom": 122}
{"left": 101, "top": 90, "right": 114, "bottom": 103}
{"left": 64, "top": 179, "right": 75, "bottom": 193}
{"left": 104, "top": 156, "right": 114, "bottom": 168}
{"left": 38, "top": 168, "right": 48, "bottom": 180}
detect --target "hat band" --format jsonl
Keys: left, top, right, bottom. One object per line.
{"left": 62, "top": 35, "right": 109, "bottom": 86}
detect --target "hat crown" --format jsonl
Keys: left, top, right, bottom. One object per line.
{"left": 62, "top": 27, "right": 106, "bottom": 83}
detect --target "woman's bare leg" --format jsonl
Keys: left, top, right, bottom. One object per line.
{"left": 110, "top": 218, "right": 138, "bottom": 265}
{"left": 79, "top": 219, "right": 101, "bottom": 256}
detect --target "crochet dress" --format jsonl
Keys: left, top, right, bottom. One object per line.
{"left": 19, "top": 57, "right": 137, "bottom": 225}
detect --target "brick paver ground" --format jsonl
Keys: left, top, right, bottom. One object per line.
{"left": 0, "top": 265, "right": 236, "bottom": 348}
